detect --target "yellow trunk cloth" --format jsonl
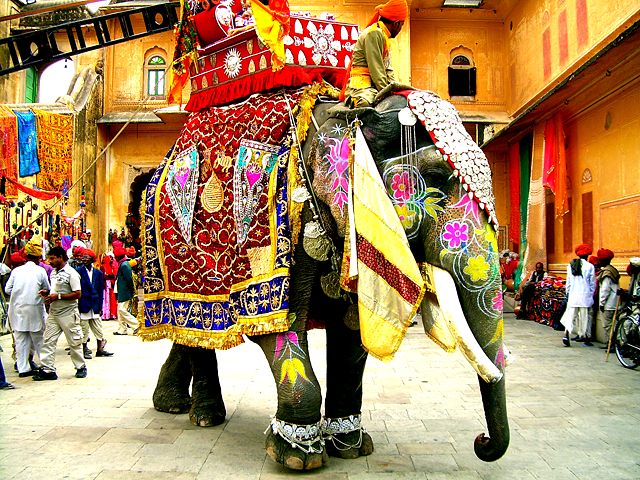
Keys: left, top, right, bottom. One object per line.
{"left": 351, "top": 126, "right": 425, "bottom": 360}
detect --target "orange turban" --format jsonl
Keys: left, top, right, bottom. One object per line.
{"left": 575, "top": 244, "right": 592, "bottom": 257}
{"left": 368, "top": 0, "right": 408, "bottom": 26}
{"left": 596, "top": 248, "right": 614, "bottom": 261}
{"left": 84, "top": 249, "right": 97, "bottom": 260}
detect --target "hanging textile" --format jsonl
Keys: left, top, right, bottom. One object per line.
{"left": 517, "top": 134, "right": 533, "bottom": 287}
{"left": 4, "top": 177, "right": 61, "bottom": 200}
{"left": 167, "top": 0, "right": 200, "bottom": 105}
{"left": 249, "top": 0, "right": 290, "bottom": 71}
{"left": 508, "top": 142, "right": 520, "bottom": 247}
{"left": 141, "top": 90, "right": 302, "bottom": 350}
{"left": 348, "top": 126, "right": 425, "bottom": 361}
{"left": 14, "top": 110, "right": 40, "bottom": 177}
{"left": 0, "top": 106, "right": 19, "bottom": 198}
{"left": 33, "top": 109, "right": 74, "bottom": 192}
{"left": 542, "top": 117, "right": 557, "bottom": 192}
{"left": 542, "top": 113, "right": 569, "bottom": 218}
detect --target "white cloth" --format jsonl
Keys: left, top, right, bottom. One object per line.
{"left": 14, "top": 329, "right": 44, "bottom": 373}
{"left": 561, "top": 306, "right": 590, "bottom": 337}
{"left": 4, "top": 261, "right": 50, "bottom": 332}
{"left": 599, "top": 276, "right": 619, "bottom": 311}
{"left": 117, "top": 301, "right": 138, "bottom": 334}
{"left": 0, "top": 263, "right": 10, "bottom": 276}
{"left": 564, "top": 259, "right": 595, "bottom": 307}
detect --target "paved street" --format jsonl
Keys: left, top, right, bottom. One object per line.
{"left": 0, "top": 313, "right": 639, "bottom": 479}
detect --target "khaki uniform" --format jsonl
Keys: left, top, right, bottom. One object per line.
{"left": 40, "top": 264, "right": 85, "bottom": 373}
{"left": 344, "top": 21, "right": 396, "bottom": 107}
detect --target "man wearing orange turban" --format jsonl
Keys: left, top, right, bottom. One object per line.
{"left": 560, "top": 244, "right": 596, "bottom": 346}
{"left": 596, "top": 248, "right": 619, "bottom": 343}
{"left": 343, "top": 0, "right": 408, "bottom": 107}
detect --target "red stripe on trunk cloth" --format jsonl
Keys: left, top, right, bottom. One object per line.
{"left": 355, "top": 233, "right": 422, "bottom": 305}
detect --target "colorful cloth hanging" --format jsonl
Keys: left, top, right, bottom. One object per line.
{"left": 0, "top": 106, "right": 19, "bottom": 198}
{"left": 347, "top": 126, "right": 425, "bottom": 361}
{"left": 33, "top": 109, "right": 74, "bottom": 192}
{"left": 4, "top": 177, "right": 61, "bottom": 200}
{"left": 14, "top": 110, "right": 40, "bottom": 177}
{"left": 141, "top": 90, "right": 303, "bottom": 350}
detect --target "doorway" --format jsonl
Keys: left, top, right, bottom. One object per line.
{"left": 126, "top": 169, "right": 155, "bottom": 253}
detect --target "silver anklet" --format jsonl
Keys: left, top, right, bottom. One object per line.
{"left": 267, "top": 418, "right": 324, "bottom": 454}
{"left": 321, "top": 414, "right": 364, "bottom": 451}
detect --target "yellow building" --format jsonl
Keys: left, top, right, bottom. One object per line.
{"left": 2, "top": 0, "right": 639, "bottom": 279}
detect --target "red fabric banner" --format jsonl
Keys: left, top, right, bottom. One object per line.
{"left": 4, "top": 176, "right": 62, "bottom": 200}
{"left": 542, "top": 117, "right": 556, "bottom": 192}
{"left": 508, "top": 142, "right": 521, "bottom": 246}
{"left": 0, "top": 106, "right": 19, "bottom": 198}
{"left": 542, "top": 113, "right": 568, "bottom": 218}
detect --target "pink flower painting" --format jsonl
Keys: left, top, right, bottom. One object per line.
{"left": 442, "top": 221, "right": 469, "bottom": 249}
{"left": 390, "top": 171, "right": 414, "bottom": 204}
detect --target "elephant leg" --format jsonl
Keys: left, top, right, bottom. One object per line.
{"left": 323, "top": 311, "right": 374, "bottom": 459}
{"left": 188, "top": 346, "right": 226, "bottom": 427}
{"left": 153, "top": 343, "right": 193, "bottom": 414}
{"left": 252, "top": 328, "right": 326, "bottom": 471}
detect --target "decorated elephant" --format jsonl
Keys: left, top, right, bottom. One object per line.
{"left": 141, "top": 83, "right": 509, "bottom": 471}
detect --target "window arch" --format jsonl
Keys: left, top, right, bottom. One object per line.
{"left": 448, "top": 48, "right": 476, "bottom": 98}
{"left": 145, "top": 54, "right": 166, "bottom": 98}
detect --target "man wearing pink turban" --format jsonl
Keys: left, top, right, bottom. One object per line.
{"left": 560, "top": 244, "right": 596, "bottom": 346}
{"left": 342, "top": 0, "right": 408, "bottom": 107}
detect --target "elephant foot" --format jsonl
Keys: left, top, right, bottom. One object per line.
{"left": 325, "top": 430, "right": 374, "bottom": 459}
{"left": 153, "top": 388, "right": 192, "bottom": 414}
{"left": 265, "top": 419, "right": 327, "bottom": 470}
{"left": 322, "top": 415, "right": 374, "bottom": 459}
{"left": 153, "top": 343, "right": 193, "bottom": 414}
{"left": 189, "top": 397, "right": 226, "bottom": 427}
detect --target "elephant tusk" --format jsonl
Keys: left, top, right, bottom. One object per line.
{"left": 431, "top": 266, "right": 503, "bottom": 384}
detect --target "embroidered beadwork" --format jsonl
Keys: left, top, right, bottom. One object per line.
{"left": 166, "top": 145, "right": 200, "bottom": 243}
{"left": 268, "top": 418, "right": 324, "bottom": 454}
{"left": 233, "top": 139, "right": 281, "bottom": 246}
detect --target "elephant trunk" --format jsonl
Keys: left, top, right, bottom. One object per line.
{"left": 474, "top": 375, "right": 509, "bottom": 462}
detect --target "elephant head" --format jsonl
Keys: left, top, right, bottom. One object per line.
{"left": 306, "top": 89, "right": 509, "bottom": 462}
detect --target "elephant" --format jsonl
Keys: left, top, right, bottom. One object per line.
{"left": 142, "top": 84, "right": 509, "bottom": 471}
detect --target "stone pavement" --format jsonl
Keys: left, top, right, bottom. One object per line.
{"left": 0, "top": 314, "right": 639, "bottom": 479}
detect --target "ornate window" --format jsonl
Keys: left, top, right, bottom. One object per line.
{"left": 448, "top": 52, "right": 476, "bottom": 98}
{"left": 145, "top": 54, "right": 166, "bottom": 98}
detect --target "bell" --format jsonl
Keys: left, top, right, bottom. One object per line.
{"left": 303, "top": 220, "right": 331, "bottom": 262}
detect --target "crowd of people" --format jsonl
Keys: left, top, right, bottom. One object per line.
{"left": 500, "top": 243, "right": 638, "bottom": 351}
{"left": 0, "top": 232, "right": 141, "bottom": 388}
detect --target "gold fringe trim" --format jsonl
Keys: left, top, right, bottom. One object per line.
{"left": 361, "top": 275, "right": 427, "bottom": 363}
{"left": 138, "top": 314, "right": 293, "bottom": 350}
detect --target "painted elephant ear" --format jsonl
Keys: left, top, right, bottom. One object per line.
{"left": 405, "top": 90, "right": 498, "bottom": 229}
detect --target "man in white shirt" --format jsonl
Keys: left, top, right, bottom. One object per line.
{"left": 4, "top": 241, "right": 50, "bottom": 377}
{"left": 560, "top": 244, "right": 596, "bottom": 347}
{"left": 34, "top": 246, "right": 86, "bottom": 380}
